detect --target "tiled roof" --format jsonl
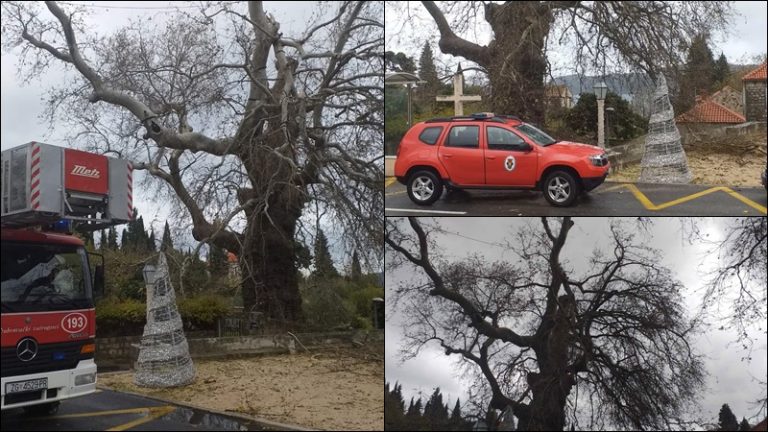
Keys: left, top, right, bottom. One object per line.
{"left": 742, "top": 62, "right": 767, "bottom": 81}
{"left": 676, "top": 98, "right": 746, "bottom": 124}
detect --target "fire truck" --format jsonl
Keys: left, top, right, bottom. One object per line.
{"left": 1, "top": 142, "right": 132, "bottom": 414}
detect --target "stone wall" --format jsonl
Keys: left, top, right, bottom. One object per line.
{"left": 95, "top": 330, "right": 382, "bottom": 370}
{"left": 744, "top": 81, "right": 767, "bottom": 122}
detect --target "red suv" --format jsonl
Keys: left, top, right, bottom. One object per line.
{"left": 394, "top": 113, "right": 610, "bottom": 206}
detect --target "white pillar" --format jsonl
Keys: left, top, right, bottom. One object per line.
{"left": 597, "top": 98, "right": 605, "bottom": 148}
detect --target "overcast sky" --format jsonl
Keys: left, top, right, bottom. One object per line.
{"left": 0, "top": 1, "right": 355, "bottom": 263}
{"left": 385, "top": 217, "right": 768, "bottom": 429}
{"left": 385, "top": 1, "right": 768, "bottom": 77}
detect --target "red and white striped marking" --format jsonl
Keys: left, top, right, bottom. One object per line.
{"left": 127, "top": 162, "right": 133, "bottom": 219}
{"left": 30, "top": 142, "right": 41, "bottom": 210}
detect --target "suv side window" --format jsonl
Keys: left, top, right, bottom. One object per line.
{"left": 445, "top": 125, "right": 479, "bottom": 148}
{"left": 419, "top": 127, "right": 443, "bottom": 145}
{"left": 487, "top": 126, "right": 528, "bottom": 151}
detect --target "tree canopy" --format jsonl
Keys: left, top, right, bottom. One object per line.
{"left": 386, "top": 217, "right": 705, "bottom": 431}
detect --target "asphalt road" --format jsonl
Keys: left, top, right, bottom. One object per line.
{"left": 0, "top": 389, "right": 271, "bottom": 431}
{"left": 385, "top": 180, "right": 768, "bottom": 216}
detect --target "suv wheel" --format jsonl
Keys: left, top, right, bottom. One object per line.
{"left": 407, "top": 171, "right": 443, "bottom": 205}
{"left": 543, "top": 170, "right": 579, "bottom": 207}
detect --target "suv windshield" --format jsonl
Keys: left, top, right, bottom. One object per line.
{"left": 1, "top": 242, "right": 91, "bottom": 312}
{"left": 516, "top": 124, "right": 558, "bottom": 146}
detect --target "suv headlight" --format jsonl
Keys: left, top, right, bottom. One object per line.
{"left": 588, "top": 154, "right": 608, "bottom": 167}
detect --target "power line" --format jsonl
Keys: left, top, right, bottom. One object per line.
{"left": 433, "top": 226, "right": 508, "bottom": 249}
{"left": 58, "top": 1, "right": 200, "bottom": 10}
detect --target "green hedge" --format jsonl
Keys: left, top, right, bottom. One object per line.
{"left": 96, "top": 294, "right": 231, "bottom": 336}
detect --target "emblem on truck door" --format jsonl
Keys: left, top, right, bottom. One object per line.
{"left": 17, "top": 337, "right": 38, "bottom": 362}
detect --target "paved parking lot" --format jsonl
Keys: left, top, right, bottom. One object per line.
{"left": 0, "top": 389, "right": 277, "bottom": 431}
{"left": 385, "top": 179, "right": 768, "bottom": 216}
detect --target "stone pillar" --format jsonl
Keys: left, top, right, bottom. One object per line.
{"left": 597, "top": 98, "right": 605, "bottom": 148}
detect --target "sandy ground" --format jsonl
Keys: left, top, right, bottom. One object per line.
{"left": 98, "top": 346, "right": 384, "bottom": 431}
{"left": 609, "top": 150, "right": 765, "bottom": 187}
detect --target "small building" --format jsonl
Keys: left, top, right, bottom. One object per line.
{"left": 742, "top": 61, "right": 767, "bottom": 122}
{"left": 545, "top": 85, "right": 573, "bottom": 109}
{"left": 675, "top": 96, "right": 745, "bottom": 143}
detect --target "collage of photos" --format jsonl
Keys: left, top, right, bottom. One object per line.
{"left": 0, "top": 1, "right": 766, "bottom": 432}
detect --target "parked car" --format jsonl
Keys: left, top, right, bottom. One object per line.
{"left": 394, "top": 112, "right": 610, "bottom": 207}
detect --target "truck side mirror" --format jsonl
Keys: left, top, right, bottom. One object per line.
{"left": 93, "top": 265, "right": 105, "bottom": 299}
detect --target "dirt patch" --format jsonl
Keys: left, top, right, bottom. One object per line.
{"left": 610, "top": 132, "right": 767, "bottom": 187}
{"left": 98, "top": 345, "right": 383, "bottom": 431}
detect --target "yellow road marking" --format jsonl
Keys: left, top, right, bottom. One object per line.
{"left": 385, "top": 177, "right": 396, "bottom": 188}
{"left": 45, "top": 405, "right": 174, "bottom": 419}
{"left": 107, "top": 406, "right": 176, "bottom": 431}
{"left": 386, "top": 191, "right": 405, "bottom": 196}
{"left": 601, "top": 183, "right": 767, "bottom": 214}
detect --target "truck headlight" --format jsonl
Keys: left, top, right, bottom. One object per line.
{"left": 588, "top": 154, "right": 607, "bottom": 167}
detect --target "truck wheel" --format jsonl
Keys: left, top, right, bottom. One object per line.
{"left": 23, "top": 401, "right": 59, "bottom": 416}
{"left": 543, "top": 170, "right": 579, "bottom": 207}
{"left": 407, "top": 171, "right": 443, "bottom": 206}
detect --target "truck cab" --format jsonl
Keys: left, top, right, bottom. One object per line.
{"left": 1, "top": 228, "right": 104, "bottom": 414}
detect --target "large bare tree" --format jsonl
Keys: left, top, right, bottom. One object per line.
{"left": 385, "top": 217, "right": 704, "bottom": 431}
{"left": 2, "top": 1, "right": 384, "bottom": 321}
{"left": 416, "top": 1, "right": 731, "bottom": 125}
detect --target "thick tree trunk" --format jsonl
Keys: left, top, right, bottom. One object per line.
{"left": 240, "top": 188, "right": 304, "bottom": 323}
{"left": 485, "top": 2, "right": 551, "bottom": 126}
{"left": 518, "top": 297, "right": 578, "bottom": 431}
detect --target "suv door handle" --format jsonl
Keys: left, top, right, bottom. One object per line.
{"left": 442, "top": 154, "right": 453, "bottom": 158}
{"left": 486, "top": 156, "right": 496, "bottom": 160}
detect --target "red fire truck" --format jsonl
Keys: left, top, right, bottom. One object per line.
{"left": 1, "top": 142, "right": 132, "bottom": 414}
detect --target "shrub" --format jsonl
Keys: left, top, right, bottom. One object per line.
{"left": 95, "top": 297, "right": 146, "bottom": 336}
{"left": 301, "top": 278, "right": 354, "bottom": 330}
{"left": 177, "top": 294, "right": 230, "bottom": 330}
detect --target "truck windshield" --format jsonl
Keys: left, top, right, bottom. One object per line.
{"left": 1, "top": 242, "right": 91, "bottom": 313}
{"left": 515, "top": 124, "right": 558, "bottom": 146}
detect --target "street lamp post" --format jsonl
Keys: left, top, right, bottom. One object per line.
{"left": 142, "top": 263, "right": 156, "bottom": 306}
{"left": 594, "top": 81, "right": 608, "bottom": 148}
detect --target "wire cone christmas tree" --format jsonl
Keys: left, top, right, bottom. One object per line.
{"left": 134, "top": 252, "right": 195, "bottom": 387}
{"left": 639, "top": 74, "right": 692, "bottom": 183}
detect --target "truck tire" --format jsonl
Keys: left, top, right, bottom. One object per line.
{"left": 543, "top": 170, "right": 580, "bottom": 207}
{"left": 23, "top": 401, "right": 60, "bottom": 416}
{"left": 407, "top": 170, "right": 443, "bottom": 206}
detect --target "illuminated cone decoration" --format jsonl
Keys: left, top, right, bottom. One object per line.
{"left": 639, "top": 74, "right": 692, "bottom": 183}
{"left": 134, "top": 253, "right": 195, "bottom": 387}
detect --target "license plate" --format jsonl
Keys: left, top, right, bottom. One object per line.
{"left": 5, "top": 378, "right": 48, "bottom": 394}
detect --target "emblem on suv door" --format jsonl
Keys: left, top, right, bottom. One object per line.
{"left": 504, "top": 155, "right": 516, "bottom": 172}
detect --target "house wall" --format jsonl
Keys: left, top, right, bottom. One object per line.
{"left": 744, "top": 81, "right": 767, "bottom": 122}
{"left": 676, "top": 123, "right": 735, "bottom": 145}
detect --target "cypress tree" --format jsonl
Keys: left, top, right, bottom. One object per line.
{"left": 738, "top": 417, "right": 751, "bottom": 431}
{"left": 209, "top": 243, "right": 228, "bottom": 276}
{"left": 713, "top": 53, "right": 730, "bottom": 86}
{"left": 313, "top": 228, "right": 338, "bottom": 278}
{"left": 148, "top": 229, "right": 156, "bottom": 252}
{"left": 99, "top": 230, "right": 107, "bottom": 250}
{"left": 161, "top": 220, "right": 173, "bottom": 252}
{"left": 718, "top": 404, "right": 739, "bottom": 431}
{"left": 418, "top": 42, "right": 440, "bottom": 100}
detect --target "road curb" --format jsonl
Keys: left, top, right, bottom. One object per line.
{"left": 96, "top": 384, "right": 318, "bottom": 431}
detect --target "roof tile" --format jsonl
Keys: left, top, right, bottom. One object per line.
{"left": 676, "top": 99, "right": 746, "bottom": 124}
{"left": 742, "top": 62, "right": 767, "bottom": 81}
